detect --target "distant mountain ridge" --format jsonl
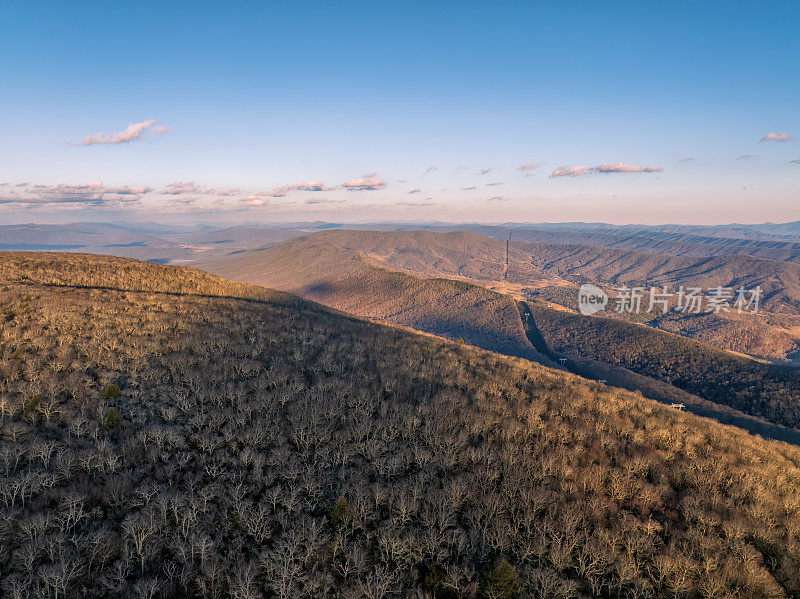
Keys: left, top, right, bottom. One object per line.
{"left": 298, "top": 229, "right": 800, "bottom": 313}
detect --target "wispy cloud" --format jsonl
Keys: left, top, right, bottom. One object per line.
{"left": 517, "top": 162, "right": 544, "bottom": 176}
{"left": 162, "top": 182, "right": 242, "bottom": 197}
{"left": 594, "top": 163, "right": 663, "bottom": 174}
{"left": 550, "top": 163, "right": 662, "bottom": 178}
{"left": 78, "top": 119, "right": 169, "bottom": 146}
{"left": 408, "top": 188, "right": 422, "bottom": 194}
{"left": 162, "top": 181, "right": 203, "bottom": 195}
{"left": 341, "top": 177, "right": 388, "bottom": 191}
{"left": 550, "top": 165, "right": 591, "bottom": 178}
{"left": 760, "top": 132, "right": 793, "bottom": 143}
{"left": 424, "top": 165, "right": 438, "bottom": 174}
{"left": 737, "top": 154, "right": 756, "bottom": 160}
{"left": 305, "top": 198, "right": 345, "bottom": 205}
{"left": 788, "top": 159, "right": 800, "bottom": 165}
{"left": 486, "top": 196, "right": 509, "bottom": 202}
{"left": 679, "top": 157, "right": 695, "bottom": 162}
{"left": 461, "top": 186, "right": 477, "bottom": 191}
{"left": 262, "top": 185, "right": 295, "bottom": 198}
{"left": 396, "top": 201, "right": 436, "bottom": 207}
{"left": 256, "top": 180, "right": 339, "bottom": 197}
{"left": 479, "top": 168, "right": 492, "bottom": 175}
{"left": 237, "top": 195, "right": 272, "bottom": 208}
{"left": 293, "top": 181, "right": 339, "bottom": 192}
{"left": 486, "top": 182, "right": 503, "bottom": 187}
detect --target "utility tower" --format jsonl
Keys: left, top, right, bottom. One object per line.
{"left": 505, "top": 230, "right": 511, "bottom": 281}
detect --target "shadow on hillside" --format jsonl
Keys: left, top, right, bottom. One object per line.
{"left": 559, "top": 352, "right": 800, "bottom": 447}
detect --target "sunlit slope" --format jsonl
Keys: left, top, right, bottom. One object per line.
{"left": 528, "top": 302, "right": 800, "bottom": 431}
{"left": 1, "top": 251, "right": 799, "bottom": 597}
{"left": 256, "top": 229, "right": 800, "bottom": 360}
{"left": 203, "top": 236, "right": 553, "bottom": 365}
{"left": 466, "top": 224, "right": 800, "bottom": 264}
{"left": 302, "top": 229, "right": 800, "bottom": 313}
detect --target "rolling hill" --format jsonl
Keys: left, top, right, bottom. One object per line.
{"left": 0, "top": 222, "right": 308, "bottom": 264}
{"left": 526, "top": 302, "right": 800, "bottom": 431}
{"left": 354, "top": 222, "right": 800, "bottom": 263}
{"left": 203, "top": 236, "right": 553, "bottom": 366}
{"left": 303, "top": 229, "right": 800, "bottom": 314}
{"left": 204, "top": 230, "right": 800, "bottom": 435}
{"left": 249, "top": 229, "right": 800, "bottom": 360}
{"left": 1, "top": 251, "right": 799, "bottom": 597}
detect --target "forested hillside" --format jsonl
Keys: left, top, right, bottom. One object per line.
{"left": 1, "top": 252, "right": 799, "bottom": 598}
{"left": 465, "top": 224, "right": 800, "bottom": 264}
{"left": 528, "top": 303, "right": 800, "bottom": 430}
{"left": 203, "top": 237, "right": 551, "bottom": 366}
{"left": 288, "top": 229, "right": 800, "bottom": 314}
{"left": 528, "top": 285, "right": 800, "bottom": 362}
{"left": 254, "top": 229, "right": 800, "bottom": 360}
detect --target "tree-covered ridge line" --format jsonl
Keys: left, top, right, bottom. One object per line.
{"left": 528, "top": 303, "right": 800, "bottom": 431}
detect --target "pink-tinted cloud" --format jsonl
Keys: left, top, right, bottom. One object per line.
{"left": 238, "top": 195, "right": 272, "bottom": 208}
{"left": 103, "top": 185, "right": 152, "bottom": 195}
{"left": 341, "top": 177, "right": 388, "bottom": 191}
{"left": 78, "top": 119, "right": 169, "bottom": 146}
{"left": 261, "top": 185, "right": 295, "bottom": 198}
{"left": 760, "top": 132, "right": 793, "bottom": 143}
{"left": 550, "top": 165, "right": 591, "bottom": 178}
{"left": 517, "top": 162, "right": 544, "bottom": 176}
{"left": 293, "top": 180, "right": 339, "bottom": 192}
{"left": 424, "top": 165, "right": 438, "bottom": 174}
{"left": 461, "top": 186, "right": 477, "bottom": 191}
{"left": 256, "top": 180, "right": 342, "bottom": 197}
{"left": 396, "top": 201, "right": 436, "bottom": 207}
{"left": 305, "top": 198, "right": 345, "bottom": 205}
{"left": 162, "top": 182, "right": 243, "bottom": 197}
{"left": 486, "top": 182, "right": 503, "bottom": 187}
{"left": 550, "top": 163, "right": 662, "bottom": 177}
{"left": 479, "top": 168, "right": 492, "bottom": 175}
{"left": 207, "top": 187, "right": 241, "bottom": 196}
{"left": 0, "top": 181, "right": 149, "bottom": 209}
{"left": 594, "top": 162, "right": 663, "bottom": 174}
{"left": 162, "top": 181, "right": 203, "bottom": 195}
{"left": 408, "top": 188, "right": 422, "bottom": 194}
{"left": 486, "top": 196, "right": 509, "bottom": 202}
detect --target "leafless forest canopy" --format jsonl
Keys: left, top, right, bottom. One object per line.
{"left": 1, "top": 252, "right": 799, "bottom": 598}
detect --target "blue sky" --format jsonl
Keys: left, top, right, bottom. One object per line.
{"left": 1, "top": 1, "right": 798, "bottom": 224}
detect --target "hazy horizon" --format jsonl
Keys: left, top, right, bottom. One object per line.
{"left": 3, "top": 216, "right": 800, "bottom": 229}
